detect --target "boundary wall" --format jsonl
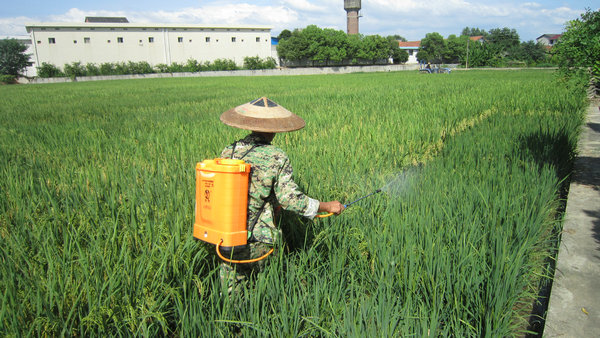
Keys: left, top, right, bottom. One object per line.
{"left": 19, "top": 64, "right": 420, "bottom": 84}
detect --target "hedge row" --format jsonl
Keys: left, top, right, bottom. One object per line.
{"left": 37, "top": 57, "right": 277, "bottom": 78}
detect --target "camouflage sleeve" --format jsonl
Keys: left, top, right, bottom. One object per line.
{"left": 274, "top": 156, "right": 319, "bottom": 218}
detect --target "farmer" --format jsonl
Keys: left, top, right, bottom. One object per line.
{"left": 218, "top": 97, "right": 344, "bottom": 292}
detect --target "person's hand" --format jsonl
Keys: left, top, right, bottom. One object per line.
{"left": 319, "top": 201, "right": 345, "bottom": 215}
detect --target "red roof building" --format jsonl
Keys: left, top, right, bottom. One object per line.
{"left": 398, "top": 41, "right": 421, "bottom": 64}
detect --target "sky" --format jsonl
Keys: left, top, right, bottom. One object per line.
{"left": 1, "top": 0, "right": 597, "bottom": 41}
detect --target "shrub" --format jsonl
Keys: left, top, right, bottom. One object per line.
{"left": 244, "top": 56, "right": 277, "bottom": 70}
{"left": 0, "top": 74, "right": 16, "bottom": 84}
{"left": 183, "top": 59, "right": 201, "bottom": 72}
{"left": 37, "top": 62, "right": 63, "bottom": 78}
{"left": 85, "top": 63, "right": 101, "bottom": 76}
{"left": 99, "top": 63, "right": 116, "bottom": 75}
{"left": 63, "top": 62, "right": 86, "bottom": 78}
{"left": 210, "top": 58, "right": 239, "bottom": 71}
{"left": 154, "top": 63, "right": 169, "bottom": 73}
{"left": 166, "top": 62, "right": 185, "bottom": 73}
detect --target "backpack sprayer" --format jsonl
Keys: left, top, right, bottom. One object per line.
{"left": 193, "top": 158, "right": 384, "bottom": 263}
{"left": 192, "top": 158, "right": 274, "bottom": 264}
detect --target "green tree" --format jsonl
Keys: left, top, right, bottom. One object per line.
{"left": 387, "top": 36, "right": 408, "bottom": 64}
{"left": 444, "top": 34, "right": 468, "bottom": 63}
{"left": 466, "top": 42, "right": 497, "bottom": 67}
{"left": 512, "top": 40, "right": 548, "bottom": 65}
{"left": 418, "top": 32, "right": 446, "bottom": 63}
{"left": 0, "top": 38, "right": 32, "bottom": 77}
{"left": 388, "top": 34, "right": 407, "bottom": 42}
{"left": 461, "top": 27, "right": 488, "bottom": 38}
{"left": 314, "top": 28, "right": 349, "bottom": 63}
{"left": 277, "top": 29, "right": 292, "bottom": 40}
{"left": 552, "top": 8, "right": 600, "bottom": 93}
{"left": 277, "top": 25, "right": 396, "bottom": 66}
{"left": 277, "top": 28, "right": 310, "bottom": 61}
{"left": 487, "top": 27, "right": 520, "bottom": 54}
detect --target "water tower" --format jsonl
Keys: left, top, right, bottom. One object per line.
{"left": 344, "top": 0, "right": 361, "bottom": 35}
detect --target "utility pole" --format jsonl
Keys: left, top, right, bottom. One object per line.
{"left": 466, "top": 38, "right": 470, "bottom": 69}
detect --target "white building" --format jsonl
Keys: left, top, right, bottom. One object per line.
{"left": 536, "top": 34, "right": 561, "bottom": 47}
{"left": 398, "top": 41, "right": 421, "bottom": 64}
{"left": 25, "top": 19, "right": 272, "bottom": 70}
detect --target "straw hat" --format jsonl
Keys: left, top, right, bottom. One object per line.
{"left": 220, "top": 97, "right": 306, "bottom": 133}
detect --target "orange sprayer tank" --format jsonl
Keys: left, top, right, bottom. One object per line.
{"left": 193, "top": 158, "right": 251, "bottom": 248}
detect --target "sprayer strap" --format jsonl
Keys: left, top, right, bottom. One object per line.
{"left": 229, "top": 140, "right": 269, "bottom": 241}
{"left": 247, "top": 200, "right": 267, "bottom": 241}
{"left": 231, "top": 141, "right": 260, "bottom": 160}
{"left": 247, "top": 187, "right": 274, "bottom": 239}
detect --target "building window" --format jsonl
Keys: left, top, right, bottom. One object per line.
{"left": 118, "top": 37, "right": 124, "bottom": 43}
{"left": 48, "top": 37, "right": 56, "bottom": 44}
{"left": 37, "top": 40, "right": 41, "bottom": 44}
{"left": 178, "top": 37, "right": 183, "bottom": 43}
{"left": 205, "top": 37, "right": 210, "bottom": 42}
{"left": 231, "top": 37, "right": 236, "bottom": 42}
{"left": 149, "top": 37, "right": 154, "bottom": 43}
{"left": 84, "top": 37, "right": 90, "bottom": 43}
{"left": 189, "top": 39, "right": 192, "bottom": 43}
{"left": 256, "top": 37, "right": 260, "bottom": 42}
{"left": 107, "top": 40, "right": 111, "bottom": 43}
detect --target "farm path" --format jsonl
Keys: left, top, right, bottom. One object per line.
{"left": 544, "top": 99, "right": 600, "bottom": 337}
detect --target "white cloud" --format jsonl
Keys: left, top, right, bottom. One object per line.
{"left": 282, "top": 0, "right": 326, "bottom": 12}
{"left": 34, "top": 4, "right": 300, "bottom": 32}
{"left": 0, "top": 16, "right": 34, "bottom": 36}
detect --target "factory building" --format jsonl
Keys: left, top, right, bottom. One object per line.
{"left": 25, "top": 18, "right": 272, "bottom": 71}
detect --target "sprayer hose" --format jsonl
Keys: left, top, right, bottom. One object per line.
{"left": 216, "top": 240, "right": 275, "bottom": 264}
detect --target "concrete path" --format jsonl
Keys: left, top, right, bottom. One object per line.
{"left": 544, "top": 99, "right": 600, "bottom": 337}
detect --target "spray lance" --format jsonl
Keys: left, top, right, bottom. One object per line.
{"left": 316, "top": 188, "right": 383, "bottom": 218}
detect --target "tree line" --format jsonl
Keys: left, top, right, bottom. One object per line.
{"left": 276, "top": 25, "right": 408, "bottom": 66}
{"left": 417, "top": 27, "right": 550, "bottom": 67}
{"left": 277, "top": 25, "right": 551, "bottom": 68}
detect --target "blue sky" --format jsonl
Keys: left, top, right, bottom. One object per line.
{"left": 1, "top": 0, "right": 597, "bottom": 41}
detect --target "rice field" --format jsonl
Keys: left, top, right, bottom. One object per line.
{"left": 0, "top": 70, "right": 587, "bottom": 336}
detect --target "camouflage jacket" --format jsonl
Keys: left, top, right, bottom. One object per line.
{"left": 220, "top": 133, "right": 319, "bottom": 244}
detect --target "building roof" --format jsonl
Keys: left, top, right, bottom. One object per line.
{"left": 25, "top": 22, "right": 272, "bottom": 33}
{"left": 85, "top": 17, "right": 129, "bottom": 23}
{"left": 536, "top": 34, "right": 561, "bottom": 40}
{"left": 469, "top": 35, "right": 484, "bottom": 41}
{"left": 398, "top": 41, "right": 421, "bottom": 48}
